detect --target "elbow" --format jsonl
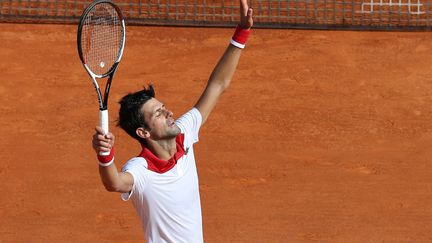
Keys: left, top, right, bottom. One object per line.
{"left": 104, "top": 186, "right": 117, "bottom": 192}
{"left": 214, "top": 79, "right": 230, "bottom": 93}
{"left": 220, "top": 78, "right": 231, "bottom": 90}
{"left": 208, "top": 70, "right": 232, "bottom": 92}
{"left": 103, "top": 184, "right": 117, "bottom": 192}
{"left": 221, "top": 82, "right": 230, "bottom": 92}
{"left": 103, "top": 182, "right": 121, "bottom": 192}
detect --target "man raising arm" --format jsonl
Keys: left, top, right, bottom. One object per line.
{"left": 194, "top": 3, "right": 253, "bottom": 124}
{"left": 92, "top": 0, "right": 253, "bottom": 241}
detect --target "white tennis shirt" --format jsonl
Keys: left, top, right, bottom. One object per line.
{"left": 121, "top": 108, "right": 203, "bottom": 243}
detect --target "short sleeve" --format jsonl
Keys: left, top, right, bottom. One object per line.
{"left": 175, "top": 108, "right": 202, "bottom": 144}
{"left": 120, "top": 157, "right": 148, "bottom": 201}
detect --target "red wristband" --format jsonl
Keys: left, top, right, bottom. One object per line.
{"left": 97, "top": 147, "right": 115, "bottom": 166}
{"left": 231, "top": 25, "right": 250, "bottom": 49}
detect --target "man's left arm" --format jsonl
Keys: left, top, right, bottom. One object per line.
{"left": 194, "top": 0, "right": 253, "bottom": 124}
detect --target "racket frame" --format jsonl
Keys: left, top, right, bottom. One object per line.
{"left": 77, "top": 0, "right": 126, "bottom": 155}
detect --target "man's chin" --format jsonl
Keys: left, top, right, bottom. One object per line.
{"left": 168, "top": 124, "right": 181, "bottom": 138}
{"left": 173, "top": 125, "right": 181, "bottom": 136}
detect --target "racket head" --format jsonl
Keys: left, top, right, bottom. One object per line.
{"left": 77, "top": 0, "right": 125, "bottom": 78}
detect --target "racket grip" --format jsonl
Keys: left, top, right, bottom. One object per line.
{"left": 99, "top": 109, "right": 110, "bottom": 156}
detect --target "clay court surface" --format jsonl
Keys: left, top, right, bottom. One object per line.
{"left": 2, "top": 23, "right": 432, "bottom": 242}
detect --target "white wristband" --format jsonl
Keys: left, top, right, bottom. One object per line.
{"left": 230, "top": 39, "right": 245, "bottom": 49}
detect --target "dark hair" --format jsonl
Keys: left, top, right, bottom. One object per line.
{"left": 117, "top": 85, "right": 155, "bottom": 143}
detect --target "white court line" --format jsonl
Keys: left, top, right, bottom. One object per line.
{"left": 358, "top": 0, "right": 425, "bottom": 14}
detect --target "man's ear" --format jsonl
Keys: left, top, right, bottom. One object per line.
{"left": 136, "top": 127, "right": 150, "bottom": 139}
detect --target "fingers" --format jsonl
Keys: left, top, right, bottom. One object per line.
{"left": 246, "top": 8, "right": 253, "bottom": 28}
{"left": 95, "top": 126, "right": 105, "bottom": 134}
{"left": 95, "top": 126, "right": 115, "bottom": 139}
{"left": 93, "top": 140, "right": 112, "bottom": 152}
{"left": 240, "top": 0, "right": 249, "bottom": 14}
{"left": 92, "top": 127, "right": 115, "bottom": 153}
{"left": 239, "top": 0, "right": 253, "bottom": 29}
{"left": 92, "top": 138, "right": 112, "bottom": 149}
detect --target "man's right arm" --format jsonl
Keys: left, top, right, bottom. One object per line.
{"left": 92, "top": 126, "right": 133, "bottom": 193}
{"left": 194, "top": 0, "right": 252, "bottom": 125}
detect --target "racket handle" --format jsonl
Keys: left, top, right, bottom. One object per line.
{"left": 99, "top": 109, "right": 110, "bottom": 156}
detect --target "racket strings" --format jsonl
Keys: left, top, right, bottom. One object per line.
{"left": 81, "top": 3, "right": 123, "bottom": 76}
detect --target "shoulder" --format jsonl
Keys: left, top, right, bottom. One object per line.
{"left": 175, "top": 108, "right": 202, "bottom": 132}
{"left": 122, "top": 156, "right": 148, "bottom": 172}
{"left": 120, "top": 157, "right": 149, "bottom": 201}
{"left": 121, "top": 156, "right": 149, "bottom": 195}
{"left": 175, "top": 108, "right": 202, "bottom": 145}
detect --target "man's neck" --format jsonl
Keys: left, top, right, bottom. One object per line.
{"left": 145, "top": 137, "right": 177, "bottom": 161}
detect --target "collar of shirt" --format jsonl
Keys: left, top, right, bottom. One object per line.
{"left": 138, "top": 133, "right": 185, "bottom": 173}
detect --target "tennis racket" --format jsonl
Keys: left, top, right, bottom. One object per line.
{"left": 77, "top": 0, "right": 125, "bottom": 155}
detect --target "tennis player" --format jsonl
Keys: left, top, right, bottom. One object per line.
{"left": 91, "top": 0, "right": 253, "bottom": 241}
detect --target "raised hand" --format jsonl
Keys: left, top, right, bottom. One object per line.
{"left": 92, "top": 126, "right": 115, "bottom": 154}
{"left": 240, "top": 0, "right": 253, "bottom": 30}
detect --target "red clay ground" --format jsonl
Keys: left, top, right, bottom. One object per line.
{"left": 1, "top": 23, "right": 432, "bottom": 242}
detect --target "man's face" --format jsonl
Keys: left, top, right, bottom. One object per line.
{"left": 141, "top": 98, "right": 180, "bottom": 140}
